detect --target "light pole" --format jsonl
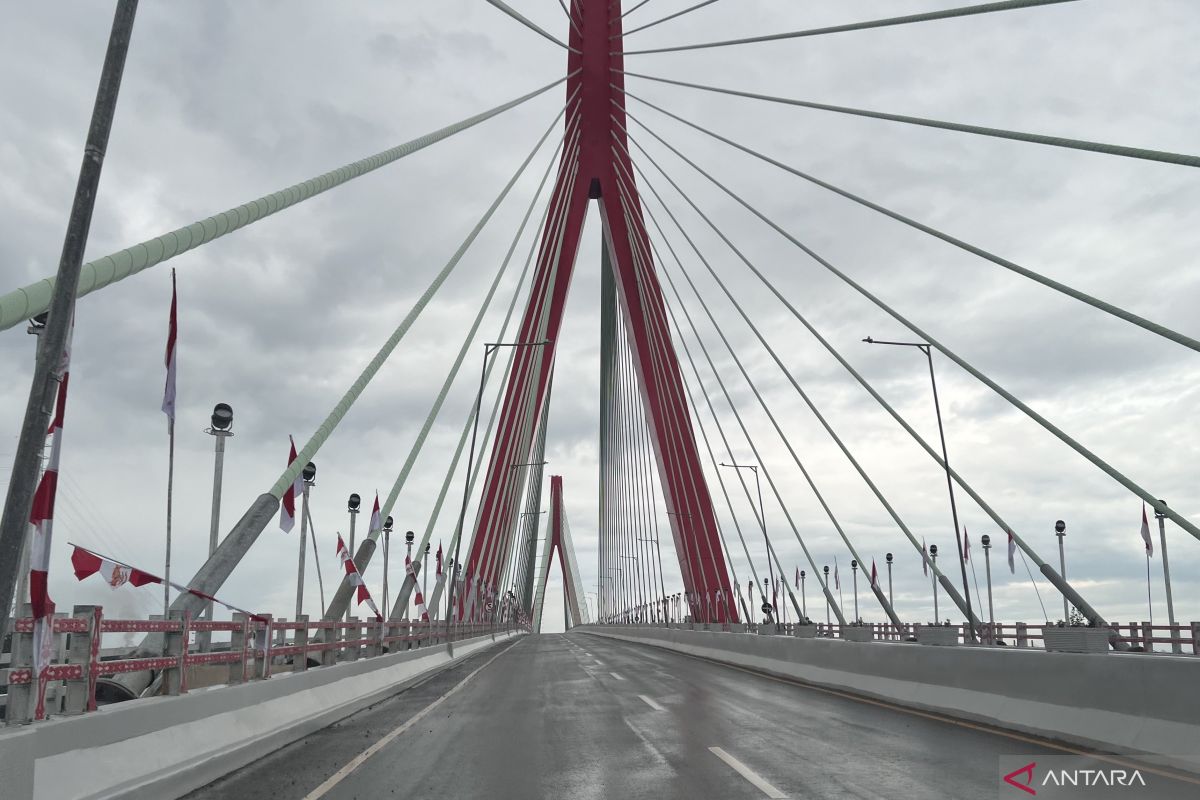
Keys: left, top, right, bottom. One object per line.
{"left": 446, "top": 340, "right": 550, "bottom": 655}
{"left": 1154, "top": 502, "right": 1180, "bottom": 653}
{"left": 719, "top": 461, "right": 773, "bottom": 619}
{"left": 800, "top": 570, "right": 807, "bottom": 619}
{"left": 200, "top": 403, "right": 233, "bottom": 651}
{"left": 423, "top": 541, "right": 430, "bottom": 611}
{"left": 981, "top": 534, "right": 995, "bottom": 643}
{"left": 1054, "top": 520, "right": 1068, "bottom": 621}
{"left": 295, "top": 461, "right": 316, "bottom": 620}
{"left": 822, "top": 566, "right": 831, "bottom": 628}
{"left": 851, "top": 560, "right": 860, "bottom": 622}
{"left": 885, "top": 553, "right": 894, "bottom": 607}
{"left": 345, "top": 493, "right": 360, "bottom": 621}
{"left": 864, "top": 337, "right": 976, "bottom": 642}
{"left": 405, "top": 529, "right": 415, "bottom": 619}
{"left": 930, "top": 544, "right": 940, "bottom": 622}
{"left": 382, "top": 516, "right": 393, "bottom": 619}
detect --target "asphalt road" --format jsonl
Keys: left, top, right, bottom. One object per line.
{"left": 186, "top": 632, "right": 1198, "bottom": 799}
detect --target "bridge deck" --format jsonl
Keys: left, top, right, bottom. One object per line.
{"left": 185, "top": 633, "right": 1195, "bottom": 799}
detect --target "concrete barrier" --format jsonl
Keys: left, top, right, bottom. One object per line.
{"left": 0, "top": 630, "right": 522, "bottom": 800}
{"left": 581, "top": 625, "right": 1200, "bottom": 773}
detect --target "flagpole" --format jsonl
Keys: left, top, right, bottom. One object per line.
{"left": 1154, "top": 504, "right": 1181, "bottom": 654}
{"left": 1145, "top": 548, "right": 1154, "bottom": 631}
{"left": 164, "top": 419, "right": 174, "bottom": 617}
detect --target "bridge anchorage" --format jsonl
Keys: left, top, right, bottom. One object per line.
{"left": 2, "top": 1, "right": 1199, "bottom": 798}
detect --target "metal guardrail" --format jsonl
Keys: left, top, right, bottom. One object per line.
{"left": 4, "top": 605, "right": 525, "bottom": 724}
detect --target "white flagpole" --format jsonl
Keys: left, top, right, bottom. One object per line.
{"left": 164, "top": 421, "right": 174, "bottom": 617}
{"left": 1154, "top": 506, "right": 1181, "bottom": 654}
{"left": 1145, "top": 548, "right": 1154, "bottom": 630}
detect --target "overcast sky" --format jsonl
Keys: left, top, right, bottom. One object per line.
{"left": 2, "top": 1, "right": 1198, "bottom": 637}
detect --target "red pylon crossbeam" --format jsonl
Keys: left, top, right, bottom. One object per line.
{"left": 464, "top": 0, "right": 736, "bottom": 623}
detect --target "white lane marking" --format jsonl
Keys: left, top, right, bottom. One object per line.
{"left": 639, "top": 694, "right": 664, "bottom": 711}
{"left": 709, "top": 747, "right": 786, "bottom": 799}
{"left": 610, "top": 671, "right": 625, "bottom": 680}
{"left": 301, "top": 644, "right": 513, "bottom": 800}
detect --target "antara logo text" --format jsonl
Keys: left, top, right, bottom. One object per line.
{"left": 1003, "top": 761, "right": 1147, "bottom": 795}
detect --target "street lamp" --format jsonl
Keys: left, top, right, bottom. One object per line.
{"left": 294, "top": 461, "right": 317, "bottom": 620}
{"left": 822, "top": 565, "right": 831, "bottom": 628}
{"left": 382, "top": 515, "right": 394, "bottom": 617}
{"left": 446, "top": 339, "right": 551, "bottom": 655}
{"left": 864, "top": 336, "right": 976, "bottom": 642}
{"left": 981, "top": 534, "right": 995, "bottom": 642}
{"left": 719, "top": 461, "right": 773, "bottom": 620}
{"left": 885, "top": 553, "right": 894, "bottom": 607}
{"left": 200, "top": 403, "right": 233, "bottom": 651}
{"left": 929, "top": 543, "right": 940, "bottom": 622}
{"left": 345, "top": 493, "right": 361, "bottom": 622}
{"left": 1054, "top": 519, "right": 1067, "bottom": 621}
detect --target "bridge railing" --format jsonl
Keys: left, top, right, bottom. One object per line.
{"left": 601, "top": 619, "right": 1200, "bottom": 654}
{"left": 3, "top": 603, "right": 524, "bottom": 724}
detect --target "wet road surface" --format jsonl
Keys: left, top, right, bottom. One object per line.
{"left": 186, "top": 631, "right": 1198, "bottom": 799}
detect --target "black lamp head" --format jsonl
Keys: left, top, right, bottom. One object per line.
{"left": 1055, "top": 519, "right": 1066, "bottom": 535}
{"left": 211, "top": 402, "right": 233, "bottom": 431}
{"left": 823, "top": 565, "right": 829, "bottom": 574}
{"left": 405, "top": 530, "right": 415, "bottom": 544}
{"left": 930, "top": 544, "right": 938, "bottom": 555}
{"left": 384, "top": 515, "right": 394, "bottom": 531}
{"left": 348, "top": 493, "right": 361, "bottom": 512}
{"left": 886, "top": 552, "right": 893, "bottom": 563}
{"left": 301, "top": 461, "right": 316, "bottom": 482}
{"left": 800, "top": 570, "right": 806, "bottom": 578}
{"left": 851, "top": 559, "right": 858, "bottom": 569}
{"left": 981, "top": 534, "right": 991, "bottom": 547}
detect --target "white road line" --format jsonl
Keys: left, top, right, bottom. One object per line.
{"left": 638, "top": 694, "right": 664, "bottom": 711}
{"left": 610, "top": 671, "right": 625, "bottom": 680}
{"left": 300, "top": 644, "right": 512, "bottom": 800}
{"left": 709, "top": 747, "right": 786, "bottom": 799}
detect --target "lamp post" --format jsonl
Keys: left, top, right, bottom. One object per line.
{"left": 981, "top": 534, "right": 995, "bottom": 643}
{"left": 720, "top": 461, "right": 773, "bottom": 620}
{"left": 762, "top": 578, "right": 774, "bottom": 626}
{"left": 822, "top": 566, "right": 831, "bottom": 628}
{"left": 345, "top": 493, "right": 360, "bottom": 621}
{"left": 851, "top": 559, "right": 860, "bottom": 622}
{"left": 295, "top": 461, "right": 316, "bottom": 619}
{"left": 423, "top": 541, "right": 431, "bottom": 610}
{"left": 200, "top": 403, "right": 233, "bottom": 651}
{"left": 446, "top": 340, "right": 550, "bottom": 655}
{"left": 800, "top": 570, "right": 807, "bottom": 619}
{"left": 885, "top": 553, "right": 894, "bottom": 607}
{"left": 864, "top": 336, "right": 976, "bottom": 642}
{"left": 382, "top": 516, "right": 393, "bottom": 618}
{"left": 1155, "top": 502, "right": 1181, "bottom": 653}
{"left": 404, "top": 529, "right": 415, "bottom": 619}
{"left": 1054, "top": 520, "right": 1068, "bottom": 621}
{"left": 929, "top": 544, "right": 940, "bottom": 622}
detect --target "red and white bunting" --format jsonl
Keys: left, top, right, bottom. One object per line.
{"left": 279, "top": 436, "right": 298, "bottom": 532}
{"left": 161, "top": 268, "right": 178, "bottom": 432}
{"left": 963, "top": 527, "right": 970, "bottom": 563}
{"left": 1007, "top": 531, "right": 1017, "bottom": 574}
{"left": 922, "top": 538, "right": 929, "bottom": 577}
{"left": 335, "top": 534, "right": 382, "bottom": 619}
{"left": 435, "top": 541, "right": 443, "bottom": 576}
{"left": 870, "top": 559, "right": 879, "bottom": 590}
{"left": 1140, "top": 504, "right": 1154, "bottom": 557}
{"left": 405, "top": 552, "right": 429, "bottom": 621}
{"left": 368, "top": 492, "right": 381, "bottom": 534}
{"left": 71, "top": 546, "right": 158, "bottom": 588}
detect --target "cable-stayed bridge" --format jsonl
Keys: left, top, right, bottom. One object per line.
{"left": 2, "top": 1, "right": 1199, "bottom": 798}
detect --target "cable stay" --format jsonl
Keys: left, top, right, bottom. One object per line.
{"left": 619, "top": 92, "right": 1200, "bottom": 354}
{"left": 485, "top": 0, "right": 580, "bottom": 53}
{"left": 617, "top": 0, "right": 725, "bottom": 39}
{"left": 621, "top": 0, "right": 1081, "bottom": 56}
{"left": 0, "top": 74, "right": 575, "bottom": 333}
{"left": 620, "top": 72, "right": 1200, "bottom": 169}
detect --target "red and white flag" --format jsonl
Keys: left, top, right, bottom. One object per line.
{"left": 405, "top": 551, "right": 429, "bottom": 621}
{"left": 1140, "top": 504, "right": 1154, "bottom": 556}
{"left": 922, "top": 538, "right": 929, "bottom": 576}
{"left": 336, "top": 534, "right": 382, "bottom": 619}
{"left": 963, "top": 527, "right": 970, "bottom": 563}
{"left": 834, "top": 562, "right": 840, "bottom": 591}
{"left": 436, "top": 542, "right": 443, "bottom": 576}
{"left": 71, "top": 545, "right": 159, "bottom": 588}
{"left": 870, "top": 559, "right": 879, "bottom": 590}
{"left": 1007, "top": 530, "right": 1017, "bottom": 574}
{"left": 794, "top": 566, "right": 800, "bottom": 587}
{"left": 279, "top": 436, "right": 299, "bottom": 532}
{"left": 368, "top": 492, "right": 381, "bottom": 534}
{"left": 162, "top": 269, "right": 178, "bottom": 432}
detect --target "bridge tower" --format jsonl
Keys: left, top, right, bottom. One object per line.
{"left": 463, "top": 0, "right": 736, "bottom": 622}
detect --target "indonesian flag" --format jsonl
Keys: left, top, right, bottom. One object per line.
{"left": 368, "top": 492, "right": 381, "bottom": 534}
{"left": 795, "top": 566, "right": 800, "bottom": 587}
{"left": 28, "top": 325, "right": 73, "bottom": 719}
{"left": 870, "top": 559, "right": 879, "bottom": 590}
{"left": 1140, "top": 504, "right": 1154, "bottom": 556}
{"left": 405, "top": 552, "right": 429, "bottom": 621}
{"left": 834, "top": 562, "right": 840, "bottom": 590}
{"left": 436, "top": 542, "right": 443, "bottom": 576}
{"left": 336, "top": 534, "right": 381, "bottom": 619}
{"left": 279, "top": 436, "right": 299, "bottom": 532}
{"left": 1007, "top": 531, "right": 1017, "bottom": 574}
{"left": 71, "top": 546, "right": 160, "bottom": 588}
{"left": 963, "top": 527, "right": 970, "bottom": 563}
{"left": 922, "top": 538, "right": 929, "bottom": 576}
{"left": 162, "top": 268, "right": 178, "bottom": 432}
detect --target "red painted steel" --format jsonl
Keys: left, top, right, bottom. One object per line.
{"left": 463, "top": 1, "right": 736, "bottom": 622}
